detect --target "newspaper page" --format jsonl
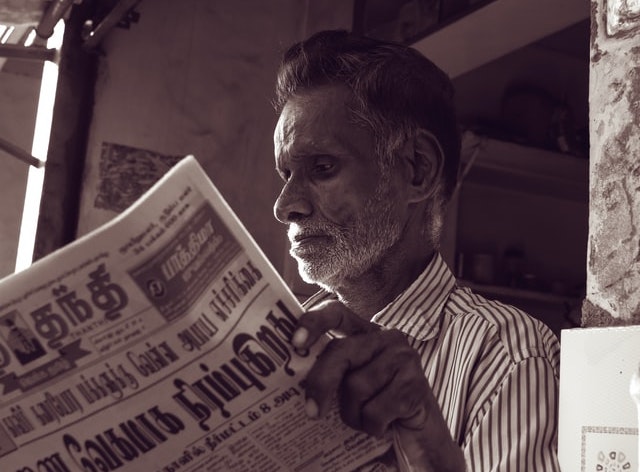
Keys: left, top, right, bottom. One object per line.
{"left": 0, "top": 156, "right": 397, "bottom": 471}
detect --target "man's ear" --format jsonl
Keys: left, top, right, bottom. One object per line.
{"left": 403, "top": 129, "right": 444, "bottom": 204}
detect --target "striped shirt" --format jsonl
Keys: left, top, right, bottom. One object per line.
{"left": 304, "top": 253, "right": 561, "bottom": 471}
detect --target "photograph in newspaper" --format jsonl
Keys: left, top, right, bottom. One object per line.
{"left": 0, "top": 156, "right": 397, "bottom": 471}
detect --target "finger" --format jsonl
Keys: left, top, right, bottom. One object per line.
{"left": 305, "top": 330, "right": 404, "bottom": 419}
{"left": 339, "top": 336, "right": 425, "bottom": 435}
{"left": 292, "top": 300, "right": 377, "bottom": 349}
{"left": 357, "top": 359, "right": 430, "bottom": 437}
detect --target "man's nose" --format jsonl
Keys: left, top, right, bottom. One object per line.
{"left": 273, "top": 179, "right": 313, "bottom": 223}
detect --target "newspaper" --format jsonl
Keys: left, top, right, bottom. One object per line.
{"left": 0, "top": 156, "right": 396, "bottom": 471}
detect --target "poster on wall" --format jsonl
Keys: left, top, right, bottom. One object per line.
{"left": 94, "top": 142, "right": 182, "bottom": 213}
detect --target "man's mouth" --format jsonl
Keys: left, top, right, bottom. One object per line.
{"left": 289, "top": 230, "right": 331, "bottom": 250}
{"left": 291, "top": 233, "right": 324, "bottom": 244}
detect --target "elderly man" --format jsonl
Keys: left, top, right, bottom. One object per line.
{"left": 272, "top": 30, "right": 560, "bottom": 471}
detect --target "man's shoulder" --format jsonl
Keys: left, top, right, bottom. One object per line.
{"left": 446, "top": 285, "right": 560, "bottom": 371}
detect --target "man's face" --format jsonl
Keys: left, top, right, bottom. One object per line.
{"left": 273, "top": 85, "right": 405, "bottom": 290}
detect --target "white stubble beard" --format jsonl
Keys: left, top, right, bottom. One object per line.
{"left": 289, "top": 181, "right": 402, "bottom": 292}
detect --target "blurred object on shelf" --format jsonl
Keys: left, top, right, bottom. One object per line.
{"left": 470, "top": 253, "right": 495, "bottom": 284}
{"left": 500, "top": 81, "right": 584, "bottom": 156}
{"left": 502, "top": 245, "right": 525, "bottom": 288}
{"left": 522, "top": 273, "right": 539, "bottom": 291}
{"left": 455, "top": 252, "right": 465, "bottom": 278}
{"left": 550, "top": 280, "right": 568, "bottom": 296}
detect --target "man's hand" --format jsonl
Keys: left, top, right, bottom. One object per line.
{"left": 293, "top": 300, "right": 466, "bottom": 471}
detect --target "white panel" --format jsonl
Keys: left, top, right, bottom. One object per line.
{"left": 559, "top": 326, "right": 640, "bottom": 472}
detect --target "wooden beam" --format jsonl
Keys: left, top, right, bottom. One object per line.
{"left": 0, "top": 136, "right": 43, "bottom": 168}
{"left": 0, "top": 43, "right": 55, "bottom": 60}
{"left": 412, "top": 0, "right": 590, "bottom": 78}
{"left": 34, "top": 1, "right": 97, "bottom": 261}
{"left": 83, "top": 0, "right": 142, "bottom": 49}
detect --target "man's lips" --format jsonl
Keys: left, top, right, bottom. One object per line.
{"left": 289, "top": 233, "right": 330, "bottom": 248}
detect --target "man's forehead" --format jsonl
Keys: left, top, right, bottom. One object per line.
{"left": 274, "top": 108, "right": 322, "bottom": 157}
{"left": 273, "top": 117, "right": 325, "bottom": 160}
{"left": 274, "top": 85, "right": 356, "bottom": 149}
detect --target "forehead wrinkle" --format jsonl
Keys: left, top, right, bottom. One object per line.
{"left": 274, "top": 85, "right": 377, "bottom": 170}
{"left": 276, "top": 110, "right": 328, "bottom": 161}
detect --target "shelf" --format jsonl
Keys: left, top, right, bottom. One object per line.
{"left": 458, "top": 131, "right": 589, "bottom": 202}
{"left": 458, "top": 279, "right": 580, "bottom": 305}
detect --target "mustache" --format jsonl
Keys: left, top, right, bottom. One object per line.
{"left": 287, "top": 222, "right": 343, "bottom": 242}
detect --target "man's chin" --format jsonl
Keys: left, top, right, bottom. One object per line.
{"left": 295, "top": 258, "right": 341, "bottom": 290}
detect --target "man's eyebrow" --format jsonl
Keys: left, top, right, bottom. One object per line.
{"left": 278, "top": 151, "right": 328, "bottom": 163}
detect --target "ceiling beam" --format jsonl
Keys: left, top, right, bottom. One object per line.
{"left": 412, "top": 0, "right": 590, "bottom": 78}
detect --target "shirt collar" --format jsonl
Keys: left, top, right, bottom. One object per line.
{"left": 370, "top": 253, "right": 455, "bottom": 341}
{"left": 303, "top": 253, "right": 456, "bottom": 342}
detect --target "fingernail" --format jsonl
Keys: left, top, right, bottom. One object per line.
{"left": 292, "top": 327, "right": 308, "bottom": 347}
{"left": 305, "top": 398, "right": 318, "bottom": 418}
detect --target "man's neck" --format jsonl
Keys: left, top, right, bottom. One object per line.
{"left": 331, "top": 247, "right": 436, "bottom": 319}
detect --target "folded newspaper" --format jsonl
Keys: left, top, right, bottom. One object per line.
{"left": 0, "top": 156, "right": 397, "bottom": 471}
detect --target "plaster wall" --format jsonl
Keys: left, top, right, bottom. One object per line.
{"left": 585, "top": 0, "right": 640, "bottom": 324}
{"left": 76, "top": 0, "right": 353, "bottom": 275}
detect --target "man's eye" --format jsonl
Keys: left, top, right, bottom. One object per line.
{"left": 312, "top": 160, "right": 336, "bottom": 176}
